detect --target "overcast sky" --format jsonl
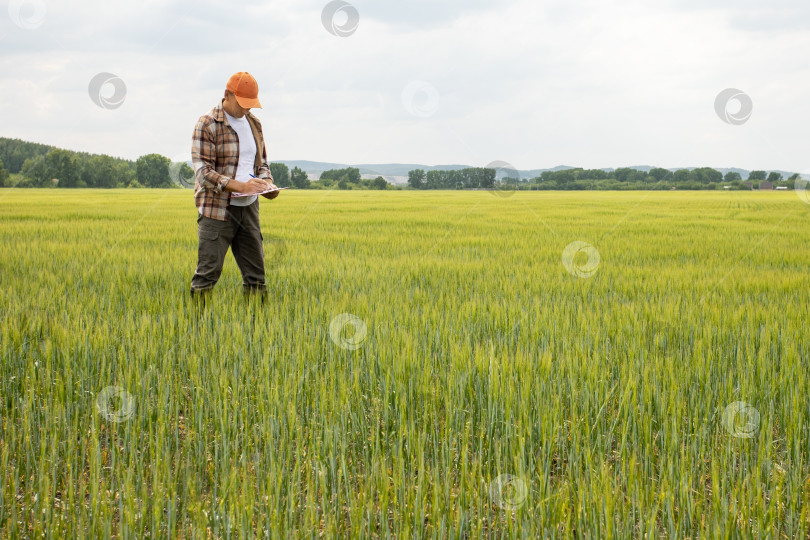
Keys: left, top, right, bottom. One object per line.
{"left": 2, "top": 0, "right": 809, "bottom": 172}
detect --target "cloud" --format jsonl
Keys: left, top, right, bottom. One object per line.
{"left": 1, "top": 0, "right": 297, "bottom": 55}
{"left": 354, "top": 0, "right": 520, "bottom": 30}
{"left": 664, "top": 0, "right": 810, "bottom": 32}
{"left": 1, "top": 0, "right": 809, "bottom": 171}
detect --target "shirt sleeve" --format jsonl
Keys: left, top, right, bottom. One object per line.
{"left": 191, "top": 118, "right": 232, "bottom": 192}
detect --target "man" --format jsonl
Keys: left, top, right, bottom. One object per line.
{"left": 190, "top": 71, "right": 280, "bottom": 299}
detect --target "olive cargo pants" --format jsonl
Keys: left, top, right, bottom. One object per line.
{"left": 190, "top": 200, "right": 266, "bottom": 293}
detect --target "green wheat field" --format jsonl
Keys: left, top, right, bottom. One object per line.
{"left": 1, "top": 189, "right": 809, "bottom": 538}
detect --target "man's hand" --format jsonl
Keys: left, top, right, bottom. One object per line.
{"left": 262, "top": 183, "right": 281, "bottom": 199}
{"left": 226, "top": 177, "right": 268, "bottom": 194}
{"left": 243, "top": 177, "right": 269, "bottom": 194}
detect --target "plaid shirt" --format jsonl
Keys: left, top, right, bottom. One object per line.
{"left": 191, "top": 101, "right": 273, "bottom": 221}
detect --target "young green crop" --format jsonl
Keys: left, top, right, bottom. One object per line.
{"left": 1, "top": 189, "right": 808, "bottom": 538}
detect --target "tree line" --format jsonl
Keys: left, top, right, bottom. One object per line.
{"left": 264, "top": 165, "right": 390, "bottom": 190}
{"left": 407, "top": 168, "right": 497, "bottom": 190}
{"left": 0, "top": 138, "right": 393, "bottom": 190}
{"left": 0, "top": 137, "right": 802, "bottom": 191}
{"left": 0, "top": 138, "right": 178, "bottom": 188}
{"left": 406, "top": 166, "right": 801, "bottom": 191}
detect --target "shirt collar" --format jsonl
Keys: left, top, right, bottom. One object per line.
{"left": 213, "top": 101, "right": 226, "bottom": 123}
{"left": 215, "top": 100, "right": 256, "bottom": 124}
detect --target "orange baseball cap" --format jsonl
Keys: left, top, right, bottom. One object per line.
{"left": 226, "top": 71, "right": 262, "bottom": 109}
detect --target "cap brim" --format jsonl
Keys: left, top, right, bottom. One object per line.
{"left": 234, "top": 95, "right": 262, "bottom": 109}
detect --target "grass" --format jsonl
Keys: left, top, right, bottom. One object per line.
{"left": 1, "top": 188, "right": 809, "bottom": 538}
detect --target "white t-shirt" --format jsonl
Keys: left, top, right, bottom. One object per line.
{"left": 224, "top": 110, "right": 258, "bottom": 207}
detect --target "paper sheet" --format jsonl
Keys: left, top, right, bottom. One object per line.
{"left": 231, "top": 186, "right": 290, "bottom": 198}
